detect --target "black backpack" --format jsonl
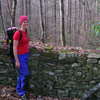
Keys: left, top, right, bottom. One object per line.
{"left": 6, "top": 27, "right": 22, "bottom": 58}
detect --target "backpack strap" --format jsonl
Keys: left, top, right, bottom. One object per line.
{"left": 18, "top": 29, "right": 27, "bottom": 42}
{"left": 18, "top": 30, "right": 22, "bottom": 41}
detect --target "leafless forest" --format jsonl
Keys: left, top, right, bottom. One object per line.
{"left": 0, "top": 0, "right": 100, "bottom": 48}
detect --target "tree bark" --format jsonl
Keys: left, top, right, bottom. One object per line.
{"left": 0, "top": 0, "right": 6, "bottom": 36}
{"left": 7, "top": 0, "right": 12, "bottom": 21}
{"left": 25, "top": 0, "right": 28, "bottom": 15}
{"left": 54, "top": 0, "right": 57, "bottom": 45}
{"left": 28, "top": 0, "right": 31, "bottom": 33}
{"left": 11, "top": 0, "right": 17, "bottom": 26}
{"left": 61, "top": 0, "right": 66, "bottom": 46}
{"left": 21, "top": 0, "right": 24, "bottom": 15}
{"left": 68, "top": 0, "right": 72, "bottom": 46}
{"left": 39, "top": 0, "right": 45, "bottom": 43}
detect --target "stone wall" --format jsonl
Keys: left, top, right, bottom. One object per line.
{"left": 0, "top": 48, "right": 100, "bottom": 99}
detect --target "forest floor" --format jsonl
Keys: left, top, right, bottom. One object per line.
{"left": 0, "top": 85, "right": 80, "bottom": 100}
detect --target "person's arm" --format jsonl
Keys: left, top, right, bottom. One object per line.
{"left": 13, "top": 40, "right": 20, "bottom": 68}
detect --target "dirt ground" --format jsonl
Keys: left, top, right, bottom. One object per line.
{"left": 0, "top": 85, "right": 80, "bottom": 100}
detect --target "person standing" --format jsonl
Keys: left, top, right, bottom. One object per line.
{"left": 13, "top": 16, "right": 30, "bottom": 100}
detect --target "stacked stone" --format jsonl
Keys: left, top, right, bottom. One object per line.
{"left": 0, "top": 48, "right": 100, "bottom": 99}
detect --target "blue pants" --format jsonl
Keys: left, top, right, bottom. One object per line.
{"left": 16, "top": 53, "right": 30, "bottom": 96}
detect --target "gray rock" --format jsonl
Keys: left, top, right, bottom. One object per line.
{"left": 87, "top": 59, "right": 98, "bottom": 64}
{"left": 88, "top": 53, "right": 100, "bottom": 59}
{"left": 98, "top": 60, "right": 100, "bottom": 64}
{"left": 0, "top": 62, "right": 3, "bottom": 65}
{"left": 81, "top": 83, "right": 100, "bottom": 100}
{"left": 58, "top": 53, "right": 66, "bottom": 60}
{"left": 77, "top": 72, "right": 82, "bottom": 76}
{"left": 72, "top": 63, "right": 79, "bottom": 67}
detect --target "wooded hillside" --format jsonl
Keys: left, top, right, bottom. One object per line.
{"left": 0, "top": 0, "right": 100, "bottom": 48}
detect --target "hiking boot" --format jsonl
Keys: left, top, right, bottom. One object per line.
{"left": 20, "top": 94, "right": 29, "bottom": 100}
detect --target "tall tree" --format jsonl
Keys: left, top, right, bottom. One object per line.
{"left": 54, "top": 0, "right": 57, "bottom": 45}
{"left": 21, "top": 0, "right": 24, "bottom": 15}
{"left": 0, "top": 0, "right": 5, "bottom": 35}
{"left": 39, "top": 0, "right": 45, "bottom": 43}
{"left": 61, "top": 0, "right": 66, "bottom": 46}
{"left": 28, "top": 0, "right": 32, "bottom": 33}
{"left": 25, "top": 0, "right": 28, "bottom": 15}
{"left": 11, "top": 0, "right": 17, "bottom": 26}
{"left": 69, "top": 0, "right": 72, "bottom": 46}
{"left": 7, "top": 0, "right": 12, "bottom": 21}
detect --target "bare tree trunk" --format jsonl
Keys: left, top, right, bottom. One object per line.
{"left": 54, "top": 0, "right": 57, "bottom": 45}
{"left": 28, "top": 0, "right": 31, "bottom": 33}
{"left": 61, "top": 0, "right": 66, "bottom": 46}
{"left": 68, "top": 0, "right": 72, "bottom": 46}
{"left": 44, "top": 0, "right": 47, "bottom": 43}
{"left": 39, "top": 0, "right": 47, "bottom": 43}
{"left": 7, "top": 0, "right": 12, "bottom": 21}
{"left": 74, "top": 0, "right": 80, "bottom": 46}
{"left": 74, "top": 0, "right": 77, "bottom": 46}
{"left": 11, "top": 0, "right": 17, "bottom": 26}
{"left": 21, "top": 0, "right": 24, "bottom": 15}
{"left": 0, "top": 0, "right": 5, "bottom": 36}
{"left": 25, "top": 0, "right": 28, "bottom": 15}
{"left": 39, "top": 0, "right": 45, "bottom": 42}
{"left": 59, "top": 0, "right": 62, "bottom": 46}
{"left": 78, "top": 0, "right": 82, "bottom": 46}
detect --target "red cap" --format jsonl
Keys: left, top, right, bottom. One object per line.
{"left": 19, "top": 16, "right": 28, "bottom": 25}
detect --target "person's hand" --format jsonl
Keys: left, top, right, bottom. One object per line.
{"left": 29, "top": 41, "right": 33, "bottom": 48}
{"left": 15, "top": 60, "right": 20, "bottom": 68}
